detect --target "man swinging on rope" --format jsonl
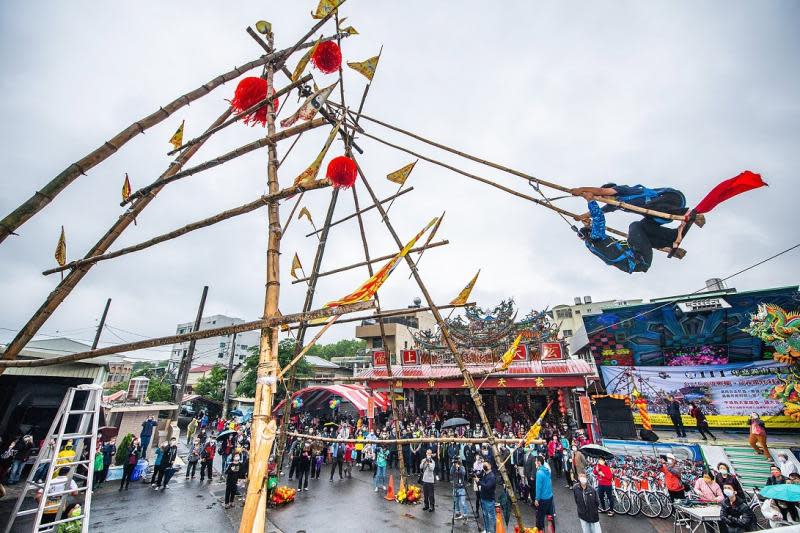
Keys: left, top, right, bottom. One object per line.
{"left": 570, "top": 172, "right": 767, "bottom": 273}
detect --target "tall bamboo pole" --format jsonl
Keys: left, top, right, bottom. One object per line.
{"left": 0, "top": 31, "right": 345, "bottom": 244}
{"left": 241, "top": 29, "right": 280, "bottom": 533}
{"left": 274, "top": 187, "right": 341, "bottom": 474}
{"left": 0, "top": 108, "right": 233, "bottom": 372}
{"left": 352, "top": 156, "right": 526, "bottom": 530}
{"left": 350, "top": 181, "right": 408, "bottom": 485}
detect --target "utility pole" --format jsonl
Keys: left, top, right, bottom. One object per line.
{"left": 172, "top": 286, "right": 208, "bottom": 423}
{"left": 91, "top": 298, "right": 112, "bottom": 350}
{"left": 222, "top": 331, "right": 238, "bottom": 418}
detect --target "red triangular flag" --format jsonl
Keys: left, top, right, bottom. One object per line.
{"left": 694, "top": 171, "right": 767, "bottom": 214}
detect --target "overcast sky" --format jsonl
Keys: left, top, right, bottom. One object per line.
{"left": 1, "top": 1, "right": 798, "bottom": 361}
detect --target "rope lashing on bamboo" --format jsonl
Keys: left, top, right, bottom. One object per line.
{"left": 339, "top": 107, "right": 694, "bottom": 224}
{"left": 634, "top": 397, "right": 653, "bottom": 430}
{"left": 356, "top": 129, "right": 683, "bottom": 257}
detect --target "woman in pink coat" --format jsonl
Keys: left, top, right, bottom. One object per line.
{"left": 693, "top": 471, "right": 723, "bottom": 502}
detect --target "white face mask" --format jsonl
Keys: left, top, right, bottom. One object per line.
{"left": 723, "top": 489, "right": 734, "bottom": 497}
{"left": 719, "top": 468, "right": 728, "bottom": 475}
{"left": 578, "top": 476, "right": 588, "bottom": 485}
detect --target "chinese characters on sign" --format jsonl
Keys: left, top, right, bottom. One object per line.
{"left": 401, "top": 349, "right": 419, "bottom": 365}
{"left": 373, "top": 350, "right": 387, "bottom": 366}
{"left": 540, "top": 342, "right": 564, "bottom": 360}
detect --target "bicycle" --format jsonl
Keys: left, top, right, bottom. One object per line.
{"left": 630, "top": 475, "right": 662, "bottom": 518}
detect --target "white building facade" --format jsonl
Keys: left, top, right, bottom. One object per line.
{"left": 169, "top": 314, "right": 260, "bottom": 369}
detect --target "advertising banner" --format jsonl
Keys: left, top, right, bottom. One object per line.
{"left": 600, "top": 360, "right": 799, "bottom": 429}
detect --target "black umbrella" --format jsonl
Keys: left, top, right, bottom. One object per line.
{"left": 579, "top": 444, "right": 615, "bottom": 460}
{"left": 441, "top": 417, "right": 470, "bottom": 429}
{"left": 215, "top": 429, "right": 236, "bottom": 441}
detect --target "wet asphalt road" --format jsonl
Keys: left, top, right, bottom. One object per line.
{"left": 2, "top": 456, "right": 670, "bottom": 532}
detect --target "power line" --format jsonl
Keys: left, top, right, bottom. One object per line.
{"left": 587, "top": 241, "right": 800, "bottom": 336}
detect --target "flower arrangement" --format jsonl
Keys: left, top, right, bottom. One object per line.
{"left": 396, "top": 484, "right": 421, "bottom": 504}
{"left": 270, "top": 486, "right": 297, "bottom": 505}
{"left": 292, "top": 397, "right": 303, "bottom": 409}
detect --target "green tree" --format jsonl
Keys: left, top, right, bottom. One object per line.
{"left": 236, "top": 338, "right": 313, "bottom": 398}
{"left": 145, "top": 378, "right": 173, "bottom": 402}
{"left": 193, "top": 365, "right": 227, "bottom": 402}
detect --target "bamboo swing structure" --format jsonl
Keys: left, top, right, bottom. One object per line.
{"left": 0, "top": 2, "right": 712, "bottom": 531}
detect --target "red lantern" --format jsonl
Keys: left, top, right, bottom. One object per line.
{"left": 229, "top": 77, "right": 280, "bottom": 127}
{"left": 311, "top": 41, "right": 342, "bottom": 74}
{"left": 557, "top": 389, "right": 567, "bottom": 415}
{"left": 326, "top": 156, "right": 358, "bottom": 189}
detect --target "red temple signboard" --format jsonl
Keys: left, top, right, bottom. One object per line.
{"left": 540, "top": 342, "right": 563, "bottom": 360}
{"left": 373, "top": 350, "right": 387, "bottom": 366}
{"left": 514, "top": 344, "right": 528, "bottom": 361}
{"left": 401, "top": 349, "right": 419, "bottom": 365}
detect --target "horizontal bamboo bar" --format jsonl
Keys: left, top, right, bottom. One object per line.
{"left": 283, "top": 302, "right": 473, "bottom": 331}
{"left": 282, "top": 431, "right": 543, "bottom": 446}
{"left": 0, "top": 300, "right": 375, "bottom": 368}
{"left": 166, "top": 73, "right": 313, "bottom": 156}
{"left": 290, "top": 240, "right": 449, "bottom": 285}
{"left": 305, "top": 187, "right": 414, "bottom": 238}
{"left": 342, "top": 107, "right": 692, "bottom": 223}
{"left": 123, "top": 118, "right": 326, "bottom": 205}
{"left": 44, "top": 180, "right": 331, "bottom": 275}
{"left": 357, "top": 131, "right": 682, "bottom": 257}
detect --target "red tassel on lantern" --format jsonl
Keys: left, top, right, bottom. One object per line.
{"left": 326, "top": 156, "right": 358, "bottom": 189}
{"left": 229, "top": 77, "right": 280, "bottom": 127}
{"left": 311, "top": 41, "right": 342, "bottom": 74}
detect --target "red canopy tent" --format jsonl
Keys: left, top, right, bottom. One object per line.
{"left": 274, "top": 384, "right": 388, "bottom": 415}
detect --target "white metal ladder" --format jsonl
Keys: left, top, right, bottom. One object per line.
{"left": 3, "top": 384, "right": 103, "bottom": 533}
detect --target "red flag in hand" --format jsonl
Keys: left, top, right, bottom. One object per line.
{"left": 695, "top": 171, "right": 767, "bottom": 214}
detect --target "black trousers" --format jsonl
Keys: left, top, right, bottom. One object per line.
{"left": 120, "top": 464, "right": 135, "bottom": 489}
{"left": 200, "top": 460, "right": 213, "bottom": 480}
{"left": 225, "top": 480, "right": 238, "bottom": 504}
{"left": 329, "top": 459, "right": 343, "bottom": 480}
{"left": 423, "top": 481, "right": 435, "bottom": 509}
{"left": 297, "top": 465, "right": 309, "bottom": 490}
{"left": 670, "top": 414, "right": 687, "bottom": 437}
{"left": 288, "top": 457, "right": 299, "bottom": 479}
{"left": 185, "top": 461, "right": 197, "bottom": 478}
{"left": 441, "top": 460, "right": 450, "bottom": 482}
{"left": 697, "top": 421, "right": 716, "bottom": 440}
{"left": 627, "top": 219, "right": 679, "bottom": 270}
{"left": 150, "top": 465, "right": 162, "bottom": 484}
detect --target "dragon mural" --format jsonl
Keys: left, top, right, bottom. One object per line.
{"left": 744, "top": 303, "right": 800, "bottom": 421}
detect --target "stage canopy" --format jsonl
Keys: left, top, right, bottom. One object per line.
{"left": 274, "top": 384, "right": 389, "bottom": 415}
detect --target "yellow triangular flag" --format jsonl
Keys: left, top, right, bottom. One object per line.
{"left": 498, "top": 334, "right": 523, "bottom": 371}
{"left": 122, "top": 173, "right": 132, "bottom": 202}
{"left": 280, "top": 82, "right": 337, "bottom": 128}
{"left": 347, "top": 55, "right": 381, "bottom": 81}
{"left": 290, "top": 253, "right": 303, "bottom": 280}
{"left": 55, "top": 226, "right": 67, "bottom": 267}
{"left": 387, "top": 160, "right": 417, "bottom": 186}
{"left": 311, "top": 0, "right": 343, "bottom": 19}
{"left": 341, "top": 26, "right": 358, "bottom": 35}
{"left": 523, "top": 401, "right": 552, "bottom": 445}
{"left": 298, "top": 206, "right": 314, "bottom": 226}
{"left": 323, "top": 217, "right": 438, "bottom": 309}
{"left": 293, "top": 121, "right": 341, "bottom": 186}
{"left": 450, "top": 270, "right": 480, "bottom": 306}
{"left": 169, "top": 120, "right": 184, "bottom": 150}
{"left": 291, "top": 38, "right": 321, "bottom": 82}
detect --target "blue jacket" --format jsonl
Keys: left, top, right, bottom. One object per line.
{"left": 536, "top": 465, "right": 553, "bottom": 501}
{"left": 153, "top": 447, "right": 164, "bottom": 466}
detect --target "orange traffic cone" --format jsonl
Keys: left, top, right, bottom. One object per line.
{"left": 495, "top": 504, "right": 506, "bottom": 533}
{"left": 384, "top": 474, "right": 396, "bottom": 500}
{"left": 398, "top": 477, "right": 406, "bottom": 495}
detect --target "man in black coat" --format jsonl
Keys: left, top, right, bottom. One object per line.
{"left": 573, "top": 473, "right": 601, "bottom": 532}
{"left": 524, "top": 448, "right": 538, "bottom": 503}
{"left": 666, "top": 396, "right": 687, "bottom": 438}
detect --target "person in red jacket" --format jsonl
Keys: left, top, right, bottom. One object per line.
{"left": 200, "top": 440, "right": 215, "bottom": 482}
{"left": 593, "top": 457, "right": 615, "bottom": 516}
{"left": 661, "top": 453, "right": 685, "bottom": 501}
